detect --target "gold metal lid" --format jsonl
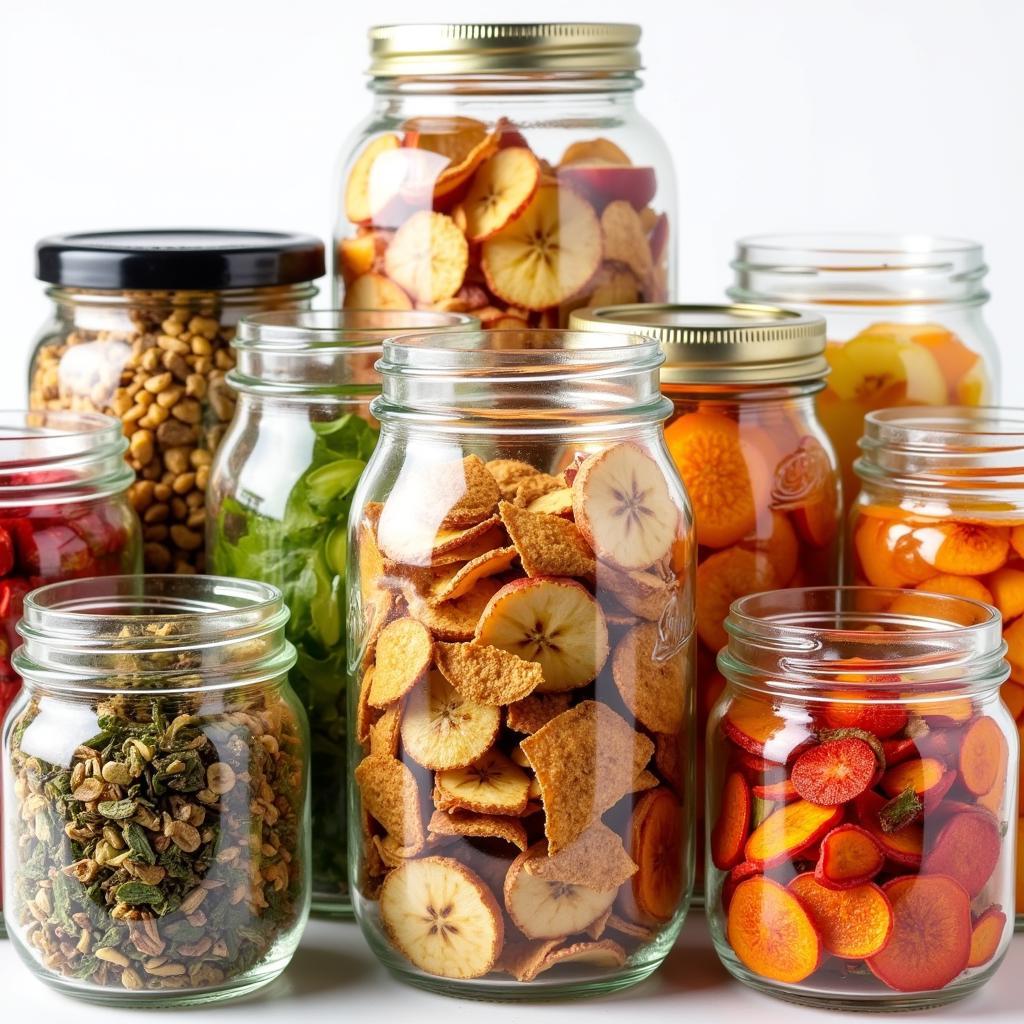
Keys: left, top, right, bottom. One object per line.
{"left": 367, "top": 23, "right": 642, "bottom": 77}
{"left": 569, "top": 303, "right": 829, "bottom": 385}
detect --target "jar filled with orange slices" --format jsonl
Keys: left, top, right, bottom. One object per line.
{"left": 709, "top": 587, "right": 1017, "bottom": 1010}
{"left": 571, "top": 303, "right": 842, "bottom": 891}
{"left": 728, "top": 234, "right": 998, "bottom": 508}
{"left": 851, "top": 406, "right": 1024, "bottom": 929}
{"left": 333, "top": 24, "right": 676, "bottom": 324}
{"left": 348, "top": 328, "right": 694, "bottom": 998}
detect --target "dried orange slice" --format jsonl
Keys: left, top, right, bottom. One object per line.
{"left": 384, "top": 211, "right": 468, "bottom": 304}
{"left": 696, "top": 547, "right": 778, "bottom": 651}
{"left": 345, "top": 133, "right": 400, "bottom": 223}
{"left": 461, "top": 147, "right": 541, "bottom": 242}
{"left": 481, "top": 184, "right": 602, "bottom": 311}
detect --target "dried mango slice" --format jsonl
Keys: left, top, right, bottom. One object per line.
{"left": 368, "top": 617, "right": 433, "bottom": 708}
{"left": 384, "top": 210, "right": 468, "bottom": 304}
{"left": 789, "top": 873, "right": 894, "bottom": 959}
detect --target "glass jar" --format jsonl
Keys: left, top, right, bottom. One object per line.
{"left": 708, "top": 587, "right": 1017, "bottom": 1010}
{"left": 851, "top": 405, "right": 1024, "bottom": 928}
{"left": 207, "top": 309, "right": 475, "bottom": 918}
{"left": 2, "top": 575, "right": 309, "bottom": 1005}
{"left": 30, "top": 229, "right": 325, "bottom": 574}
{"left": 332, "top": 23, "right": 677, "bottom": 324}
{"left": 728, "top": 234, "right": 999, "bottom": 508}
{"left": 571, "top": 303, "right": 842, "bottom": 893}
{"left": 348, "top": 328, "right": 695, "bottom": 997}
{"left": 0, "top": 411, "right": 141, "bottom": 934}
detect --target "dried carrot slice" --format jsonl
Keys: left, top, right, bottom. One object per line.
{"left": 855, "top": 791, "right": 923, "bottom": 869}
{"left": 923, "top": 810, "right": 1001, "bottom": 897}
{"left": 696, "top": 547, "right": 778, "bottom": 651}
{"left": 821, "top": 691, "right": 907, "bottom": 740}
{"left": 752, "top": 778, "right": 799, "bottom": 803}
{"left": 726, "top": 876, "right": 822, "bottom": 984}
{"left": 814, "top": 824, "right": 884, "bottom": 889}
{"left": 789, "top": 873, "right": 893, "bottom": 959}
{"left": 921, "top": 521, "right": 1010, "bottom": 576}
{"left": 967, "top": 905, "right": 1007, "bottom": 968}
{"left": 721, "top": 861, "right": 761, "bottom": 913}
{"left": 880, "top": 758, "right": 956, "bottom": 807}
{"left": 791, "top": 737, "right": 878, "bottom": 806}
{"left": 867, "top": 875, "right": 972, "bottom": 992}
{"left": 744, "top": 800, "right": 844, "bottom": 869}
{"left": 722, "top": 695, "right": 812, "bottom": 763}
{"left": 959, "top": 715, "right": 1008, "bottom": 796}
{"left": 711, "top": 771, "right": 751, "bottom": 870}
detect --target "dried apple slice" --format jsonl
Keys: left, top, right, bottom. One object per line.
{"left": 384, "top": 210, "right": 468, "bottom": 304}
{"left": 558, "top": 165, "right": 658, "bottom": 213}
{"left": 601, "top": 199, "right": 653, "bottom": 281}
{"left": 367, "top": 146, "right": 450, "bottom": 227}
{"left": 462, "top": 147, "right": 541, "bottom": 242}
{"left": 481, "top": 184, "right": 602, "bottom": 311}
{"left": 345, "top": 133, "right": 400, "bottom": 223}
{"left": 343, "top": 272, "right": 412, "bottom": 310}
{"left": 558, "top": 137, "right": 632, "bottom": 167}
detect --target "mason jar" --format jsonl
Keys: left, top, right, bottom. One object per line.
{"left": 850, "top": 405, "right": 1024, "bottom": 928}
{"left": 333, "top": 23, "right": 677, "bottom": 324}
{"left": 728, "top": 234, "right": 999, "bottom": 508}
{"left": 348, "top": 328, "right": 695, "bottom": 997}
{"left": 2, "top": 575, "right": 309, "bottom": 1005}
{"left": 207, "top": 308, "right": 475, "bottom": 917}
{"left": 708, "top": 587, "right": 1017, "bottom": 1010}
{"left": 30, "top": 229, "right": 325, "bottom": 573}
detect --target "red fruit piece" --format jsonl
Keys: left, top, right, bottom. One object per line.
{"left": 880, "top": 758, "right": 956, "bottom": 807}
{"left": 854, "top": 791, "right": 923, "bottom": 869}
{"left": 26, "top": 523, "right": 96, "bottom": 579}
{"left": 0, "top": 526, "right": 13, "bottom": 577}
{"left": 881, "top": 736, "right": 918, "bottom": 767}
{"left": 958, "top": 716, "right": 1008, "bottom": 797}
{"left": 815, "top": 823, "right": 885, "bottom": 890}
{"left": 721, "top": 861, "right": 760, "bottom": 913}
{"left": 752, "top": 778, "right": 799, "bottom": 803}
{"left": 923, "top": 810, "right": 1001, "bottom": 898}
{"left": 822, "top": 692, "right": 907, "bottom": 739}
{"left": 789, "top": 873, "right": 894, "bottom": 959}
{"left": 967, "top": 905, "right": 1007, "bottom": 968}
{"left": 744, "top": 800, "right": 845, "bottom": 869}
{"left": 791, "top": 737, "right": 877, "bottom": 806}
{"left": 711, "top": 771, "right": 751, "bottom": 870}
{"left": 0, "top": 519, "right": 35, "bottom": 572}
{"left": 867, "top": 875, "right": 972, "bottom": 992}
{"left": 556, "top": 165, "right": 658, "bottom": 212}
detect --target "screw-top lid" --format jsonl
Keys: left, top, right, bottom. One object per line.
{"left": 35, "top": 229, "right": 326, "bottom": 291}
{"left": 570, "top": 303, "right": 829, "bottom": 386}
{"left": 367, "top": 23, "right": 642, "bottom": 77}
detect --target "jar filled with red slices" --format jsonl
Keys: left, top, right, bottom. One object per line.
{"left": 333, "top": 23, "right": 676, "bottom": 324}
{"left": 0, "top": 411, "right": 141, "bottom": 934}
{"left": 708, "top": 587, "right": 1017, "bottom": 1010}
{"left": 348, "top": 328, "right": 694, "bottom": 998}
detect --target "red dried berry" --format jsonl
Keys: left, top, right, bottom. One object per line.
{"left": 791, "top": 737, "right": 878, "bottom": 807}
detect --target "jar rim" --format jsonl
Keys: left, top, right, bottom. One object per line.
{"left": 733, "top": 232, "right": 983, "bottom": 264}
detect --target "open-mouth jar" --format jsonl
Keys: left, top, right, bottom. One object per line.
{"left": 333, "top": 23, "right": 676, "bottom": 324}
{"left": 728, "top": 234, "right": 998, "bottom": 509}
{"left": 207, "top": 309, "right": 475, "bottom": 917}
{"left": 2, "top": 575, "right": 308, "bottom": 1005}
{"left": 708, "top": 587, "right": 1017, "bottom": 1010}
{"left": 348, "top": 328, "right": 695, "bottom": 997}
{"left": 851, "top": 406, "right": 1024, "bottom": 927}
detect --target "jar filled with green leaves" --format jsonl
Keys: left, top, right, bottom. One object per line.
{"left": 207, "top": 309, "right": 475, "bottom": 915}
{"left": 1, "top": 575, "right": 308, "bottom": 1006}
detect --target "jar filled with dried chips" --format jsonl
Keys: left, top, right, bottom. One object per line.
{"left": 349, "top": 328, "right": 695, "bottom": 997}
{"left": 333, "top": 23, "right": 676, "bottom": 324}
{"left": 208, "top": 309, "right": 475, "bottom": 918}
{"left": 30, "top": 229, "right": 325, "bottom": 574}
{"left": 2, "top": 575, "right": 309, "bottom": 1005}
{"left": 571, "top": 303, "right": 842, "bottom": 893}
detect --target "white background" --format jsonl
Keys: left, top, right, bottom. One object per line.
{"left": 2, "top": 1, "right": 1024, "bottom": 406}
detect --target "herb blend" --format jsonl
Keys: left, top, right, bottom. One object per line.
{"left": 2, "top": 575, "right": 308, "bottom": 1006}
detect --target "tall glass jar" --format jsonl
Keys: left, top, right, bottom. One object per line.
{"left": 2, "top": 575, "right": 309, "bottom": 1005}
{"left": 850, "top": 406, "right": 1024, "bottom": 928}
{"left": 348, "top": 329, "right": 695, "bottom": 997}
{"left": 207, "top": 309, "right": 475, "bottom": 918}
{"left": 728, "top": 234, "right": 999, "bottom": 508}
{"left": 708, "top": 587, "right": 1017, "bottom": 1010}
{"left": 30, "top": 229, "right": 325, "bottom": 574}
{"left": 571, "top": 303, "right": 842, "bottom": 893}
{"left": 0, "top": 411, "right": 141, "bottom": 934}
{"left": 333, "top": 23, "right": 677, "bottom": 324}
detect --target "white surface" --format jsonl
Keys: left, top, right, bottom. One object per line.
{"left": 0, "top": 916, "right": 1021, "bottom": 1021}
{"left": 2, "top": 1, "right": 1024, "bottom": 405}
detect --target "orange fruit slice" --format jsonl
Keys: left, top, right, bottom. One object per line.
{"left": 696, "top": 546, "right": 778, "bottom": 652}
{"left": 917, "top": 521, "right": 1010, "bottom": 576}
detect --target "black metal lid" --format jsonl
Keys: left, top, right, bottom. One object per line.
{"left": 35, "top": 229, "right": 326, "bottom": 291}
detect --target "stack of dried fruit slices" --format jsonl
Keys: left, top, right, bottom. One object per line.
{"left": 340, "top": 120, "right": 668, "bottom": 324}
{"left": 353, "top": 441, "right": 691, "bottom": 986}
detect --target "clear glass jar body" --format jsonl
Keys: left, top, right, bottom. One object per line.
{"left": 333, "top": 74, "right": 677, "bottom": 323}
{"left": 207, "top": 310, "right": 475, "bottom": 917}
{"left": 30, "top": 283, "right": 318, "bottom": 574}
{"left": 1, "top": 575, "right": 309, "bottom": 1005}
{"left": 707, "top": 587, "right": 1017, "bottom": 1010}
{"left": 728, "top": 234, "right": 999, "bottom": 508}
{"left": 850, "top": 406, "right": 1024, "bottom": 928}
{"left": 663, "top": 384, "right": 841, "bottom": 891}
{"left": 348, "top": 329, "right": 695, "bottom": 997}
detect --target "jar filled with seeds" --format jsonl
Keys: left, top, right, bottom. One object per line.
{"left": 1, "top": 575, "right": 309, "bottom": 1005}
{"left": 349, "top": 328, "right": 695, "bottom": 998}
{"left": 29, "top": 230, "right": 325, "bottom": 574}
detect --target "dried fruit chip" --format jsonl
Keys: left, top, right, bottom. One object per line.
{"left": 378, "top": 507, "right": 503, "bottom": 567}
{"left": 967, "top": 905, "right": 1006, "bottom": 968}
{"left": 428, "top": 808, "right": 528, "bottom": 852}
{"left": 598, "top": 563, "right": 675, "bottom": 621}
{"left": 744, "top": 799, "right": 845, "bottom": 869}
{"left": 814, "top": 824, "right": 885, "bottom": 890}
{"left": 434, "top": 749, "right": 531, "bottom": 815}
{"left": 486, "top": 459, "right": 543, "bottom": 501}
{"left": 346, "top": 134, "right": 401, "bottom": 222}
{"left": 525, "top": 487, "right": 574, "bottom": 518}
{"left": 523, "top": 822, "right": 638, "bottom": 892}
{"left": 427, "top": 546, "right": 519, "bottom": 604}
{"left": 788, "top": 874, "right": 894, "bottom": 960}
{"left": 530, "top": 940, "right": 627, "bottom": 977}
{"left": 627, "top": 787, "right": 684, "bottom": 923}
{"left": 506, "top": 692, "right": 572, "bottom": 734}
{"left": 605, "top": 913, "right": 658, "bottom": 941}
{"left": 959, "top": 715, "right": 1007, "bottom": 797}
{"left": 356, "top": 666, "right": 377, "bottom": 746}
{"left": 497, "top": 939, "right": 562, "bottom": 982}
{"left": 344, "top": 271, "right": 413, "bottom": 310}
{"left": 922, "top": 809, "right": 1002, "bottom": 897}
{"left": 499, "top": 500, "right": 595, "bottom": 579}
{"left": 513, "top": 472, "right": 564, "bottom": 508}
{"left": 600, "top": 199, "right": 653, "bottom": 282}
{"left": 369, "top": 702, "right": 403, "bottom": 757}
{"left": 559, "top": 137, "right": 632, "bottom": 166}
{"left": 462, "top": 147, "right": 541, "bottom": 242}
{"left": 384, "top": 210, "right": 469, "bottom": 303}
{"left": 654, "top": 731, "right": 685, "bottom": 794}
{"left": 354, "top": 753, "right": 425, "bottom": 850}
{"left": 791, "top": 736, "right": 878, "bottom": 806}
{"left": 879, "top": 757, "right": 956, "bottom": 807}
{"left": 405, "top": 577, "right": 504, "bottom": 642}
{"left": 434, "top": 640, "right": 543, "bottom": 706}
{"left": 368, "top": 617, "right": 433, "bottom": 708}
{"left": 521, "top": 700, "right": 654, "bottom": 852}
{"left": 611, "top": 621, "right": 686, "bottom": 734}
{"left": 711, "top": 771, "right": 751, "bottom": 871}
{"left": 855, "top": 791, "right": 924, "bottom": 868}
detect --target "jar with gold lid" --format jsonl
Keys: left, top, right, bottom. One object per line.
{"left": 332, "top": 23, "right": 677, "bottom": 324}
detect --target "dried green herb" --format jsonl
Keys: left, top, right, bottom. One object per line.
{"left": 879, "top": 787, "right": 924, "bottom": 833}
